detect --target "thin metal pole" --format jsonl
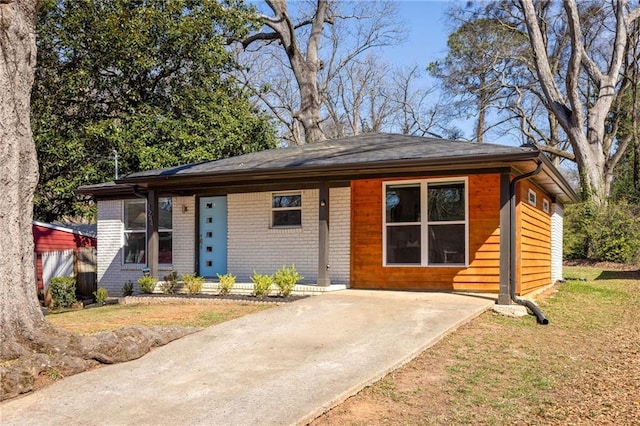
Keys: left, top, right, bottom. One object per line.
{"left": 112, "top": 149, "right": 118, "bottom": 179}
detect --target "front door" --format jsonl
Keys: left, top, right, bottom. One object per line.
{"left": 199, "top": 196, "right": 227, "bottom": 277}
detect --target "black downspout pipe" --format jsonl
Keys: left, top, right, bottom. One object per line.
{"left": 132, "top": 185, "right": 147, "bottom": 200}
{"left": 510, "top": 162, "right": 549, "bottom": 325}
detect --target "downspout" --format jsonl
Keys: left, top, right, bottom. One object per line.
{"left": 510, "top": 161, "right": 549, "bottom": 325}
{"left": 132, "top": 185, "right": 146, "bottom": 200}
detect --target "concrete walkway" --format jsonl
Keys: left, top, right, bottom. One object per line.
{"left": 1, "top": 290, "right": 494, "bottom": 426}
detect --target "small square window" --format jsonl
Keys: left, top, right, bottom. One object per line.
{"left": 543, "top": 199, "right": 550, "bottom": 213}
{"left": 528, "top": 189, "right": 537, "bottom": 207}
{"left": 206, "top": 217, "right": 213, "bottom": 223}
{"left": 205, "top": 231, "right": 212, "bottom": 238}
{"left": 271, "top": 193, "right": 302, "bottom": 227}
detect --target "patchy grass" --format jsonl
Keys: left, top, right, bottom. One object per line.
{"left": 314, "top": 266, "right": 640, "bottom": 425}
{"left": 46, "top": 303, "right": 272, "bottom": 335}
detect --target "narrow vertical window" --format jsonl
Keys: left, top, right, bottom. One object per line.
{"left": 158, "top": 197, "right": 173, "bottom": 264}
{"left": 385, "top": 184, "right": 421, "bottom": 265}
{"left": 123, "top": 199, "right": 146, "bottom": 264}
{"left": 427, "top": 182, "right": 466, "bottom": 265}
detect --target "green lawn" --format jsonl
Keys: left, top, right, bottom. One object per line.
{"left": 46, "top": 302, "right": 272, "bottom": 334}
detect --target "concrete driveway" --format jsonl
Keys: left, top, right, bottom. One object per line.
{"left": 1, "top": 290, "right": 493, "bottom": 425}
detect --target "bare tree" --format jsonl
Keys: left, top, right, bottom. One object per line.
{"left": 240, "top": 0, "right": 404, "bottom": 144}
{"left": 323, "top": 55, "right": 394, "bottom": 138}
{"left": 519, "top": 0, "right": 640, "bottom": 204}
{"left": 389, "top": 65, "right": 453, "bottom": 138}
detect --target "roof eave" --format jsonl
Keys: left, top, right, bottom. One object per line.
{"left": 116, "top": 150, "right": 541, "bottom": 187}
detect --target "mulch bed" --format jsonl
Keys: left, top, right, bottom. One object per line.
{"left": 121, "top": 293, "right": 308, "bottom": 306}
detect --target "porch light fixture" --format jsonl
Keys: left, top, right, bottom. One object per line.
{"left": 320, "top": 199, "right": 326, "bottom": 207}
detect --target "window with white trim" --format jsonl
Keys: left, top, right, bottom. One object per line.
{"left": 124, "top": 199, "right": 146, "bottom": 264}
{"left": 271, "top": 193, "right": 302, "bottom": 227}
{"left": 384, "top": 179, "right": 467, "bottom": 266}
{"left": 528, "top": 189, "right": 537, "bottom": 206}
{"left": 123, "top": 198, "right": 172, "bottom": 264}
{"left": 158, "top": 198, "right": 173, "bottom": 264}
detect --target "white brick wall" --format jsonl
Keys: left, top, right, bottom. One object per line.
{"left": 97, "top": 196, "right": 195, "bottom": 295}
{"left": 171, "top": 196, "right": 196, "bottom": 276}
{"left": 551, "top": 202, "right": 564, "bottom": 282}
{"left": 328, "top": 187, "right": 350, "bottom": 284}
{"left": 97, "top": 188, "right": 351, "bottom": 292}
{"left": 227, "top": 187, "right": 350, "bottom": 284}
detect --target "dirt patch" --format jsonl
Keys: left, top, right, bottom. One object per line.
{"left": 564, "top": 258, "right": 640, "bottom": 271}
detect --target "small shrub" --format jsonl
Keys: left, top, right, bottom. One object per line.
{"left": 122, "top": 281, "right": 134, "bottom": 297}
{"left": 161, "top": 271, "right": 179, "bottom": 294}
{"left": 217, "top": 273, "right": 236, "bottom": 296}
{"left": 251, "top": 271, "right": 273, "bottom": 298}
{"left": 182, "top": 273, "right": 204, "bottom": 295}
{"left": 137, "top": 275, "right": 156, "bottom": 294}
{"left": 49, "top": 276, "right": 77, "bottom": 309}
{"left": 93, "top": 287, "right": 109, "bottom": 304}
{"left": 274, "top": 264, "right": 303, "bottom": 297}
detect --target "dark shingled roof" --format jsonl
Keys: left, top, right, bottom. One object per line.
{"left": 121, "top": 133, "right": 537, "bottom": 181}
{"left": 77, "top": 133, "right": 577, "bottom": 203}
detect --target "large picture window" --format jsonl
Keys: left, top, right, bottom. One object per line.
{"left": 384, "top": 179, "right": 467, "bottom": 266}
{"left": 272, "top": 193, "right": 302, "bottom": 227}
{"left": 123, "top": 197, "right": 172, "bottom": 264}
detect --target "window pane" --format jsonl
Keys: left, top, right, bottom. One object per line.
{"left": 428, "top": 183, "right": 465, "bottom": 222}
{"left": 428, "top": 224, "right": 465, "bottom": 264}
{"left": 158, "top": 197, "right": 172, "bottom": 230}
{"left": 273, "top": 194, "right": 301, "bottom": 208}
{"left": 159, "top": 231, "right": 172, "bottom": 264}
{"left": 386, "top": 225, "right": 421, "bottom": 264}
{"left": 386, "top": 185, "right": 421, "bottom": 223}
{"left": 124, "top": 232, "right": 146, "bottom": 264}
{"left": 124, "top": 200, "right": 146, "bottom": 230}
{"left": 273, "top": 210, "right": 302, "bottom": 227}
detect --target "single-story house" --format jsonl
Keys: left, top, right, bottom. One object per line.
{"left": 77, "top": 133, "right": 577, "bottom": 303}
{"left": 33, "top": 221, "right": 97, "bottom": 303}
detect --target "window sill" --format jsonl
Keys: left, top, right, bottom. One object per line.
{"left": 383, "top": 263, "right": 468, "bottom": 268}
{"left": 268, "top": 226, "right": 303, "bottom": 234}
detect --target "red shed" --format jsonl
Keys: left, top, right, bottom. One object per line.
{"left": 33, "top": 221, "right": 97, "bottom": 304}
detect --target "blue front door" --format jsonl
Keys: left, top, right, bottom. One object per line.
{"left": 199, "top": 196, "right": 227, "bottom": 277}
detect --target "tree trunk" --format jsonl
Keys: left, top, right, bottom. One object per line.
{"left": 0, "top": 0, "right": 46, "bottom": 360}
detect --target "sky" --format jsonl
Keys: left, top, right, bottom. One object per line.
{"left": 380, "top": 1, "right": 480, "bottom": 141}
{"left": 384, "top": 1, "right": 451, "bottom": 68}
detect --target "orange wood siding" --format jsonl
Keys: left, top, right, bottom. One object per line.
{"left": 351, "top": 174, "right": 502, "bottom": 292}
{"left": 515, "top": 181, "right": 552, "bottom": 294}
